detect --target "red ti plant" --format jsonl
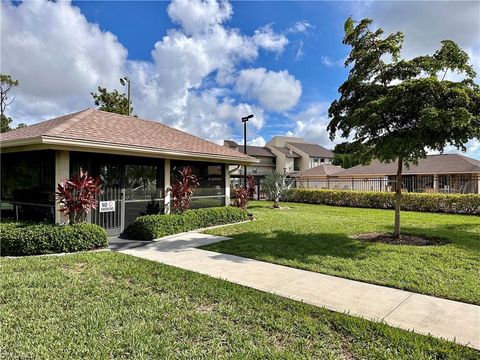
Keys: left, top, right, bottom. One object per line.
{"left": 232, "top": 186, "right": 249, "bottom": 210}
{"left": 246, "top": 175, "right": 256, "bottom": 199}
{"left": 167, "top": 166, "right": 199, "bottom": 214}
{"left": 56, "top": 169, "right": 102, "bottom": 224}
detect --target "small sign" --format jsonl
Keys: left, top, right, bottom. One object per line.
{"left": 99, "top": 200, "right": 115, "bottom": 213}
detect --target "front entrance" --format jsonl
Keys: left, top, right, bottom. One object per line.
{"left": 92, "top": 185, "right": 123, "bottom": 236}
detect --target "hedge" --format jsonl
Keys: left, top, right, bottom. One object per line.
{"left": 122, "top": 206, "right": 248, "bottom": 240}
{"left": 0, "top": 222, "right": 108, "bottom": 256}
{"left": 287, "top": 189, "right": 480, "bottom": 215}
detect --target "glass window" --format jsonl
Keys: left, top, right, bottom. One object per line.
{"left": 171, "top": 161, "right": 225, "bottom": 197}
{"left": 125, "top": 164, "right": 162, "bottom": 200}
{"left": 1, "top": 150, "right": 56, "bottom": 222}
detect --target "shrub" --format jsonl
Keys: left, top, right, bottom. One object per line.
{"left": 122, "top": 206, "right": 248, "bottom": 240}
{"left": 56, "top": 169, "right": 102, "bottom": 224}
{"left": 232, "top": 186, "right": 249, "bottom": 210}
{"left": 287, "top": 189, "right": 480, "bottom": 215}
{"left": 0, "top": 222, "right": 108, "bottom": 256}
{"left": 167, "top": 166, "right": 199, "bottom": 214}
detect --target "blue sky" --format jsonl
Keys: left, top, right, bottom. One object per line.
{"left": 2, "top": 1, "right": 480, "bottom": 158}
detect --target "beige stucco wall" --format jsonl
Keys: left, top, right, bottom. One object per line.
{"left": 54, "top": 150, "right": 70, "bottom": 224}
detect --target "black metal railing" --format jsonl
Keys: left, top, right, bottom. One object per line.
{"left": 295, "top": 176, "right": 479, "bottom": 194}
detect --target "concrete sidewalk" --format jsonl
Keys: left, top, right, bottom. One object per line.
{"left": 116, "top": 232, "right": 480, "bottom": 350}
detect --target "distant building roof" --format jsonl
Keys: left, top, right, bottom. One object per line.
{"left": 335, "top": 154, "right": 480, "bottom": 176}
{"left": 299, "top": 164, "right": 344, "bottom": 177}
{"left": 273, "top": 146, "right": 301, "bottom": 158}
{"left": 223, "top": 140, "right": 275, "bottom": 158}
{"left": 287, "top": 142, "right": 334, "bottom": 158}
{"left": 1, "top": 109, "right": 256, "bottom": 164}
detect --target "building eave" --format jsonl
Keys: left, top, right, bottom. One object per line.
{"left": 1, "top": 136, "right": 259, "bottom": 165}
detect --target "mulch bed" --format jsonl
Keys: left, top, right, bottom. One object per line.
{"left": 352, "top": 233, "right": 447, "bottom": 246}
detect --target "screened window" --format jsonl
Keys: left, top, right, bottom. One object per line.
{"left": 0, "top": 150, "right": 55, "bottom": 222}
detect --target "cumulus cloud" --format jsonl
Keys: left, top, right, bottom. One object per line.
{"left": 351, "top": 1, "right": 480, "bottom": 78}
{"left": 1, "top": 0, "right": 300, "bottom": 144}
{"left": 167, "top": 0, "right": 233, "bottom": 35}
{"left": 287, "top": 102, "right": 347, "bottom": 148}
{"left": 248, "top": 136, "right": 266, "bottom": 147}
{"left": 252, "top": 24, "right": 289, "bottom": 54}
{"left": 235, "top": 68, "right": 302, "bottom": 112}
{"left": 0, "top": 0, "right": 127, "bottom": 122}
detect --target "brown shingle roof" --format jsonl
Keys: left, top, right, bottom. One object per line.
{"left": 335, "top": 154, "right": 480, "bottom": 176}
{"left": 223, "top": 140, "right": 275, "bottom": 158}
{"left": 1, "top": 109, "right": 255, "bottom": 163}
{"left": 273, "top": 146, "right": 301, "bottom": 158}
{"left": 300, "top": 164, "right": 343, "bottom": 177}
{"left": 287, "top": 142, "right": 334, "bottom": 158}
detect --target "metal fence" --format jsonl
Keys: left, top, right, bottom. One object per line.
{"left": 295, "top": 176, "right": 480, "bottom": 194}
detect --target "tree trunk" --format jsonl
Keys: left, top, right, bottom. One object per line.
{"left": 393, "top": 157, "right": 403, "bottom": 238}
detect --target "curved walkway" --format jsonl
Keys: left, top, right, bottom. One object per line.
{"left": 112, "top": 233, "right": 480, "bottom": 350}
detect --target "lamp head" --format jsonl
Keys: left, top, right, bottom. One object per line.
{"left": 242, "top": 114, "right": 254, "bottom": 122}
{"left": 120, "top": 78, "right": 126, "bottom": 86}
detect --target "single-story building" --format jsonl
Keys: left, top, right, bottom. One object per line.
{"left": 296, "top": 164, "right": 344, "bottom": 188}
{"left": 0, "top": 109, "right": 257, "bottom": 235}
{"left": 295, "top": 154, "right": 480, "bottom": 194}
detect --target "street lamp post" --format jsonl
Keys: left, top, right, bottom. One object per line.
{"left": 120, "top": 76, "right": 131, "bottom": 116}
{"left": 241, "top": 114, "right": 254, "bottom": 187}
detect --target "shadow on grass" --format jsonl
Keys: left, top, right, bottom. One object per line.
{"left": 375, "top": 223, "right": 479, "bottom": 252}
{"left": 203, "top": 230, "right": 374, "bottom": 263}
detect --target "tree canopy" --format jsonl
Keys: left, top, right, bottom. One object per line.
{"left": 91, "top": 86, "right": 133, "bottom": 116}
{"left": 331, "top": 142, "right": 363, "bottom": 169}
{"left": 0, "top": 74, "right": 19, "bottom": 133}
{"left": 328, "top": 17, "right": 480, "bottom": 237}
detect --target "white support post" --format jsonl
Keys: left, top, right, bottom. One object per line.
{"left": 225, "top": 164, "right": 231, "bottom": 206}
{"left": 55, "top": 150, "right": 70, "bottom": 224}
{"left": 164, "top": 159, "right": 171, "bottom": 214}
{"left": 433, "top": 174, "right": 439, "bottom": 193}
{"left": 477, "top": 174, "right": 480, "bottom": 194}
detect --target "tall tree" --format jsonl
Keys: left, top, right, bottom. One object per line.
{"left": 331, "top": 142, "right": 363, "bottom": 169}
{"left": 0, "top": 74, "right": 19, "bottom": 133}
{"left": 91, "top": 86, "right": 133, "bottom": 116}
{"left": 328, "top": 17, "right": 480, "bottom": 238}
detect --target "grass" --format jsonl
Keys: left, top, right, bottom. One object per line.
{"left": 204, "top": 201, "right": 480, "bottom": 305}
{"left": 0, "top": 252, "right": 477, "bottom": 359}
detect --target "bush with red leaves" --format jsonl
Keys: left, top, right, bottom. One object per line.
{"left": 232, "top": 186, "right": 249, "bottom": 210}
{"left": 56, "top": 169, "right": 102, "bottom": 224}
{"left": 167, "top": 166, "right": 200, "bottom": 214}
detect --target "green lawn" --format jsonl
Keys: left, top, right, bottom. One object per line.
{"left": 204, "top": 201, "right": 480, "bottom": 305}
{"left": 1, "top": 252, "right": 477, "bottom": 359}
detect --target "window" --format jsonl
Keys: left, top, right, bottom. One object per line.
{"left": 252, "top": 168, "right": 257, "bottom": 174}
{"left": 1, "top": 150, "right": 56, "bottom": 222}
{"left": 320, "top": 158, "right": 325, "bottom": 163}
{"left": 171, "top": 161, "right": 226, "bottom": 207}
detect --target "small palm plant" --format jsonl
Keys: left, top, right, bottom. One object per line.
{"left": 56, "top": 169, "right": 102, "bottom": 224}
{"left": 263, "top": 171, "right": 293, "bottom": 208}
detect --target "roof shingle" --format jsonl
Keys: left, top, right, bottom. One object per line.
{"left": 335, "top": 155, "right": 480, "bottom": 176}
{"left": 287, "top": 142, "right": 333, "bottom": 158}
{"left": 1, "top": 109, "right": 253, "bottom": 162}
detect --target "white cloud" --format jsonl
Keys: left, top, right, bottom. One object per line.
{"left": 252, "top": 24, "right": 289, "bottom": 53}
{"left": 235, "top": 68, "right": 302, "bottom": 112}
{"left": 1, "top": 0, "right": 127, "bottom": 123}
{"left": 351, "top": 1, "right": 480, "bottom": 79}
{"left": 295, "top": 41, "right": 304, "bottom": 61}
{"left": 1, "top": 0, "right": 301, "bottom": 145}
{"left": 320, "top": 55, "right": 346, "bottom": 68}
{"left": 167, "top": 0, "right": 233, "bottom": 35}
{"left": 287, "top": 102, "right": 347, "bottom": 148}
{"left": 248, "top": 136, "right": 266, "bottom": 147}
{"left": 287, "top": 20, "right": 313, "bottom": 34}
